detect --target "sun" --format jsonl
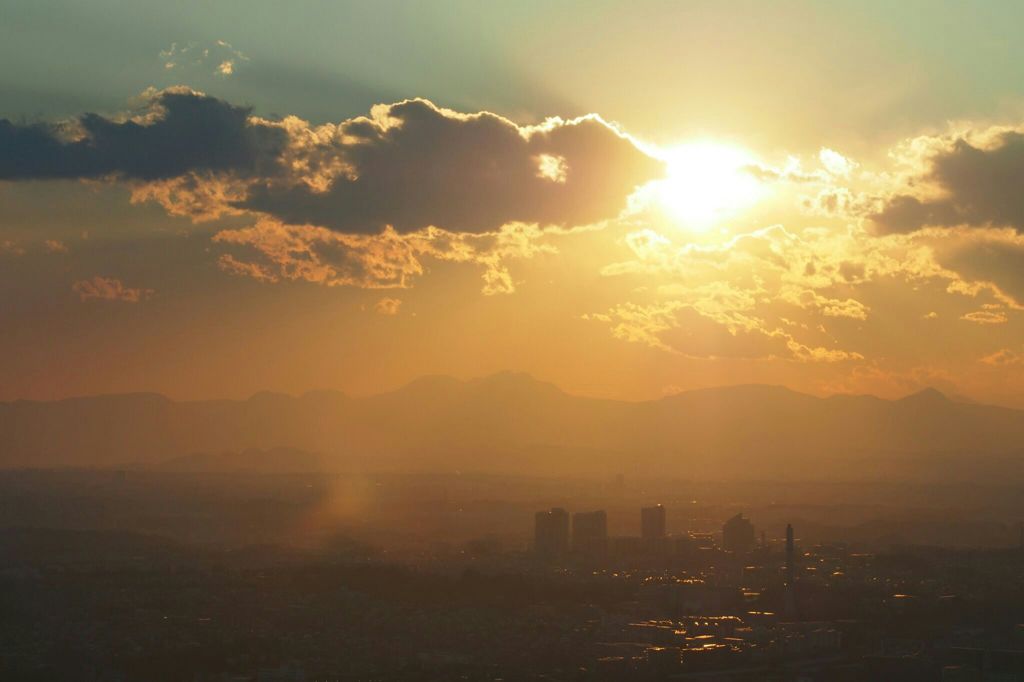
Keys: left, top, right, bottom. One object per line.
{"left": 654, "top": 141, "right": 764, "bottom": 231}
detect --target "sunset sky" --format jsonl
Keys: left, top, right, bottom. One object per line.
{"left": 3, "top": 0, "right": 1024, "bottom": 407}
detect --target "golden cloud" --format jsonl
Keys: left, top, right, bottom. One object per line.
{"left": 72, "top": 276, "right": 153, "bottom": 303}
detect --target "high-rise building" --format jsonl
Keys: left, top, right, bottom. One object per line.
{"left": 722, "top": 513, "right": 756, "bottom": 553}
{"left": 534, "top": 507, "right": 569, "bottom": 560}
{"left": 641, "top": 504, "right": 666, "bottom": 541}
{"left": 784, "top": 523, "right": 797, "bottom": 619}
{"left": 572, "top": 510, "right": 608, "bottom": 556}
{"left": 785, "top": 523, "right": 795, "bottom": 586}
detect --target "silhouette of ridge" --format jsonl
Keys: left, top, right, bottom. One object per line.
{"left": 2, "top": 372, "right": 1023, "bottom": 478}
{"left": 898, "top": 387, "right": 950, "bottom": 404}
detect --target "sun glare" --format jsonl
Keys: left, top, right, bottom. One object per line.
{"left": 656, "top": 141, "right": 764, "bottom": 231}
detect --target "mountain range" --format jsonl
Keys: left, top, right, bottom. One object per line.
{"left": 2, "top": 372, "right": 1023, "bottom": 480}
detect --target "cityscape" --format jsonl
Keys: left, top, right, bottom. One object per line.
{"left": 3, "top": 468, "right": 1024, "bottom": 680}
{"left": 529, "top": 503, "right": 1024, "bottom": 679}
{"left": 5, "top": 1, "right": 1024, "bottom": 680}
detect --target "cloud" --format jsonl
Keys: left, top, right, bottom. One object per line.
{"left": 72, "top": 276, "right": 153, "bottom": 303}
{"left": 873, "top": 127, "right": 1024, "bottom": 234}
{"left": 44, "top": 239, "right": 68, "bottom": 253}
{"left": 213, "top": 221, "right": 424, "bottom": 289}
{"left": 660, "top": 308, "right": 796, "bottom": 360}
{"left": 961, "top": 310, "right": 1008, "bottom": 325}
{"left": 980, "top": 347, "right": 1023, "bottom": 366}
{"left": 604, "top": 222, "right": 1024, "bottom": 331}
{"left": 374, "top": 297, "right": 402, "bottom": 316}
{"left": 743, "top": 148, "right": 855, "bottom": 186}
{"left": 212, "top": 219, "right": 555, "bottom": 294}
{"left": 160, "top": 40, "right": 249, "bottom": 78}
{"left": 0, "top": 88, "right": 286, "bottom": 182}
{"left": 589, "top": 219, "right": 1023, "bottom": 363}
{"left": 0, "top": 240, "right": 25, "bottom": 256}
{"left": 239, "top": 98, "right": 664, "bottom": 234}
{"left": 800, "top": 186, "right": 875, "bottom": 218}
{"left": 818, "top": 147, "right": 856, "bottom": 177}
{"left": 0, "top": 89, "right": 657, "bottom": 303}
{"left": 2, "top": 90, "right": 661, "bottom": 243}
{"left": 930, "top": 227, "right": 1024, "bottom": 304}
{"left": 582, "top": 301, "right": 681, "bottom": 352}
{"left": 585, "top": 281, "right": 864, "bottom": 363}
{"left": 128, "top": 172, "right": 251, "bottom": 222}
{"left": 777, "top": 286, "right": 870, "bottom": 320}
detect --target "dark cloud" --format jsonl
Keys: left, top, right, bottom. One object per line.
{"left": 937, "top": 237, "right": 1024, "bottom": 303}
{"left": 1, "top": 92, "right": 662, "bottom": 236}
{"left": 0, "top": 89, "right": 286, "bottom": 181}
{"left": 873, "top": 131, "right": 1024, "bottom": 233}
{"left": 240, "top": 99, "right": 665, "bottom": 234}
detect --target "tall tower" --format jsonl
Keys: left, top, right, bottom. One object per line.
{"left": 784, "top": 523, "right": 797, "bottom": 619}
{"left": 785, "top": 523, "right": 794, "bottom": 584}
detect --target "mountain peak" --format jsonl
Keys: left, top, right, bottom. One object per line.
{"left": 397, "top": 374, "right": 465, "bottom": 393}
{"left": 899, "top": 387, "right": 949, "bottom": 404}
{"left": 473, "top": 371, "right": 553, "bottom": 387}
{"left": 248, "top": 390, "right": 294, "bottom": 403}
{"left": 664, "top": 383, "right": 810, "bottom": 402}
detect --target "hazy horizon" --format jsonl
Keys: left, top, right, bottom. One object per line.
{"left": 0, "top": 369, "right": 988, "bottom": 407}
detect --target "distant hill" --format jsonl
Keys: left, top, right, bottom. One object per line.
{"left": 2, "top": 372, "right": 1023, "bottom": 480}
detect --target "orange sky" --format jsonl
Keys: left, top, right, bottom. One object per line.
{"left": 2, "top": 2, "right": 1024, "bottom": 408}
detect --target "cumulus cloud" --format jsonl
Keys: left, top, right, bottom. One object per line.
{"left": 374, "top": 297, "right": 402, "bottom": 315}
{"left": 0, "top": 88, "right": 286, "bottom": 182}
{"left": 777, "top": 286, "right": 870, "bottom": 320}
{"left": 1, "top": 90, "right": 661, "bottom": 244}
{"left": 588, "top": 219, "right": 1024, "bottom": 362}
{"left": 44, "top": 239, "right": 68, "bottom": 253}
{"left": 744, "top": 148, "right": 856, "bottom": 186}
{"left": 72, "top": 276, "right": 153, "bottom": 303}
{"left": 0, "top": 89, "right": 662, "bottom": 293}
{"left": 128, "top": 172, "right": 251, "bottom": 222}
{"left": 930, "top": 227, "right": 1024, "bottom": 305}
{"left": 980, "top": 347, "right": 1023, "bottom": 366}
{"left": 873, "top": 127, "right": 1024, "bottom": 234}
{"left": 608, "top": 222, "right": 1024, "bottom": 313}
{"left": 818, "top": 147, "right": 856, "bottom": 177}
{"left": 212, "top": 219, "right": 555, "bottom": 294}
{"left": 239, "top": 98, "right": 664, "bottom": 234}
{"left": 160, "top": 40, "right": 249, "bottom": 78}
{"left": 592, "top": 225, "right": 870, "bottom": 360}
{"left": 213, "top": 221, "right": 425, "bottom": 289}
